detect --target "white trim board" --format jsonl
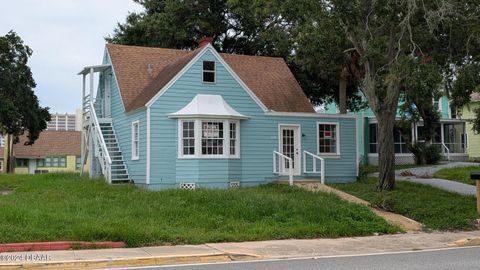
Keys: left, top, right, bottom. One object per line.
{"left": 105, "top": 48, "right": 127, "bottom": 112}
{"left": 266, "top": 111, "right": 356, "bottom": 119}
{"left": 146, "top": 107, "right": 151, "bottom": 184}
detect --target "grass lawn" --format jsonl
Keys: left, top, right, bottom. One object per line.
{"left": 432, "top": 166, "right": 480, "bottom": 185}
{"left": 0, "top": 173, "right": 398, "bottom": 247}
{"left": 331, "top": 178, "right": 479, "bottom": 231}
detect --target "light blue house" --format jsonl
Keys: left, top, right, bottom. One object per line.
{"left": 325, "top": 95, "right": 468, "bottom": 165}
{"left": 78, "top": 39, "right": 358, "bottom": 189}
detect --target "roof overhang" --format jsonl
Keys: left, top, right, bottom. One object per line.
{"left": 78, "top": 64, "right": 111, "bottom": 75}
{"left": 169, "top": 94, "right": 249, "bottom": 119}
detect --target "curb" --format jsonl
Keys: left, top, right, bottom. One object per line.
{"left": 449, "top": 237, "right": 480, "bottom": 247}
{"left": 0, "top": 241, "right": 126, "bottom": 253}
{"left": 0, "top": 253, "right": 260, "bottom": 270}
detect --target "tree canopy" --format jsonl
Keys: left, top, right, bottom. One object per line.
{"left": 107, "top": 0, "right": 366, "bottom": 109}
{"left": 0, "top": 30, "right": 50, "bottom": 145}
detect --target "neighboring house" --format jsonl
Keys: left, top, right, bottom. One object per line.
{"left": 325, "top": 95, "right": 468, "bottom": 165}
{"left": 0, "top": 146, "right": 4, "bottom": 173}
{"left": 460, "top": 93, "right": 480, "bottom": 159}
{"left": 78, "top": 38, "right": 358, "bottom": 189}
{"left": 12, "top": 131, "right": 81, "bottom": 174}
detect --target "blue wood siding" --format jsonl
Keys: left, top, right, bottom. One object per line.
{"left": 148, "top": 49, "right": 357, "bottom": 190}
{"left": 103, "top": 52, "right": 147, "bottom": 184}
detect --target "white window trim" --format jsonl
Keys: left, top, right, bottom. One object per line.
{"left": 131, "top": 121, "right": 140, "bottom": 160}
{"left": 433, "top": 98, "right": 442, "bottom": 112}
{"left": 202, "top": 60, "right": 216, "bottom": 84}
{"left": 317, "top": 122, "right": 341, "bottom": 157}
{"left": 178, "top": 118, "right": 240, "bottom": 159}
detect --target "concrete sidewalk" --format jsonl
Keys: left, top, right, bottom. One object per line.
{"left": 1, "top": 231, "right": 479, "bottom": 269}
{"left": 395, "top": 162, "right": 478, "bottom": 196}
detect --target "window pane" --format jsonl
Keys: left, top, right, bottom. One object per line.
{"left": 203, "top": 72, "right": 215, "bottom": 82}
{"left": 203, "top": 61, "right": 215, "bottom": 71}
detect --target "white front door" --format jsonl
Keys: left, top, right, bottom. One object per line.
{"left": 279, "top": 125, "right": 301, "bottom": 175}
{"left": 28, "top": 159, "right": 36, "bottom": 174}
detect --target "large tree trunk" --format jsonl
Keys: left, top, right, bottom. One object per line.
{"left": 4, "top": 134, "right": 13, "bottom": 173}
{"left": 376, "top": 113, "right": 396, "bottom": 190}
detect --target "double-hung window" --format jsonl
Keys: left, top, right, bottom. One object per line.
{"left": 202, "top": 61, "right": 215, "bottom": 83}
{"left": 317, "top": 123, "right": 340, "bottom": 155}
{"left": 132, "top": 121, "right": 139, "bottom": 160}
{"left": 179, "top": 119, "right": 239, "bottom": 158}
{"left": 182, "top": 121, "right": 195, "bottom": 156}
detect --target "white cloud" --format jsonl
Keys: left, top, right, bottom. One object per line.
{"left": 0, "top": 0, "right": 143, "bottom": 112}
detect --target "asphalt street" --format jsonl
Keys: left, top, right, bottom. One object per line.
{"left": 112, "top": 246, "right": 480, "bottom": 270}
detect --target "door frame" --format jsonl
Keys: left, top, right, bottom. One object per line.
{"left": 278, "top": 124, "right": 301, "bottom": 176}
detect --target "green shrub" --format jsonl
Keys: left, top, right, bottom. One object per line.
{"left": 409, "top": 142, "right": 442, "bottom": 165}
{"left": 357, "top": 161, "right": 370, "bottom": 182}
{"left": 424, "top": 144, "right": 442, "bottom": 164}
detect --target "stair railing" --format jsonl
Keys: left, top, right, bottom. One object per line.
{"left": 303, "top": 150, "right": 325, "bottom": 184}
{"left": 273, "top": 151, "right": 294, "bottom": 186}
{"left": 88, "top": 101, "right": 112, "bottom": 183}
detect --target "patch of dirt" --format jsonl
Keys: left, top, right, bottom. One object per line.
{"left": 0, "top": 188, "right": 14, "bottom": 196}
{"left": 399, "top": 170, "right": 415, "bottom": 177}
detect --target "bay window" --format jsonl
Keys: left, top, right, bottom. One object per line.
{"left": 179, "top": 119, "right": 239, "bottom": 158}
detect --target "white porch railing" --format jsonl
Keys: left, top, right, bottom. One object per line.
{"left": 273, "top": 151, "right": 293, "bottom": 186}
{"left": 87, "top": 101, "right": 112, "bottom": 183}
{"left": 440, "top": 143, "right": 450, "bottom": 161}
{"left": 303, "top": 151, "right": 325, "bottom": 184}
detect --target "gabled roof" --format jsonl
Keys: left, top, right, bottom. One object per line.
{"left": 13, "top": 131, "right": 81, "bottom": 159}
{"left": 106, "top": 44, "right": 314, "bottom": 113}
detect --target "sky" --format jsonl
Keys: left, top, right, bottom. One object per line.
{"left": 0, "top": 0, "right": 144, "bottom": 113}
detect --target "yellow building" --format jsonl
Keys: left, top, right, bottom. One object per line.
{"left": 12, "top": 131, "right": 82, "bottom": 174}
{"left": 461, "top": 94, "right": 480, "bottom": 160}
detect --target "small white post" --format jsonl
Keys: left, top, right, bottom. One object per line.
{"left": 89, "top": 67, "right": 94, "bottom": 98}
{"left": 320, "top": 159, "right": 325, "bottom": 184}
{"left": 82, "top": 74, "right": 86, "bottom": 107}
{"left": 273, "top": 152, "right": 276, "bottom": 173}
{"left": 289, "top": 159, "right": 293, "bottom": 186}
{"left": 303, "top": 151, "right": 306, "bottom": 174}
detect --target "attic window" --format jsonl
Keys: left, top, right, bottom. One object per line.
{"left": 202, "top": 61, "right": 215, "bottom": 83}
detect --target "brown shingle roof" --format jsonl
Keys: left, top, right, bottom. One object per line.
{"left": 13, "top": 131, "right": 81, "bottom": 159}
{"left": 106, "top": 44, "right": 314, "bottom": 113}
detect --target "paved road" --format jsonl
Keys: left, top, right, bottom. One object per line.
{"left": 113, "top": 247, "right": 480, "bottom": 270}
